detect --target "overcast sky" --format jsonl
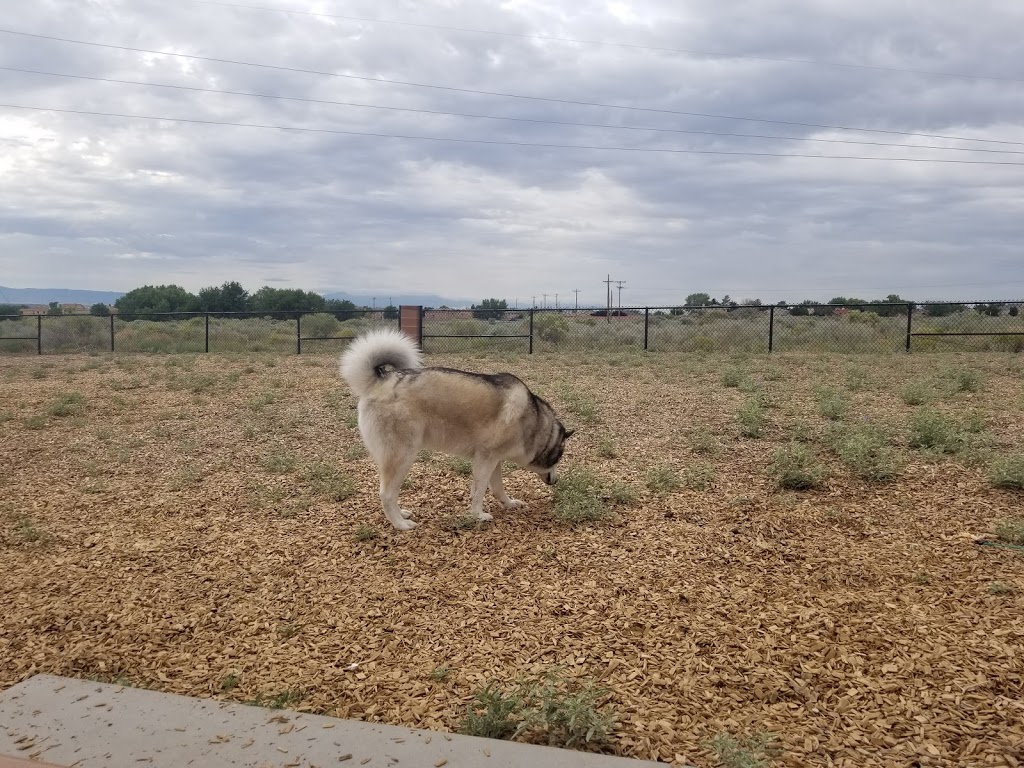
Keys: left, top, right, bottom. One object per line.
{"left": 2, "top": 0, "right": 1023, "bottom": 306}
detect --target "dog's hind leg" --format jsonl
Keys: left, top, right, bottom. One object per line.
{"left": 489, "top": 464, "right": 524, "bottom": 510}
{"left": 376, "top": 447, "right": 419, "bottom": 531}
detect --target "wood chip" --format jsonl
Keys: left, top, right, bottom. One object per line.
{"left": 2, "top": 353, "right": 1023, "bottom": 768}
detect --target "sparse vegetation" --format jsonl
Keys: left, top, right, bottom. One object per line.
{"left": 354, "top": 525, "right": 379, "bottom": 542}
{"left": 48, "top": 392, "right": 86, "bottom": 418}
{"left": 988, "top": 582, "right": 1015, "bottom": 595}
{"left": 560, "top": 387, "right": 599, "bottom": 424}
{"left": 994, "top": 518, "right": 1024, "bottom": 546}
{"left": 263, "top": 451, "right": 298, "bottom": 474}
{"left": 707, "top": 731, "right": 777, "bottom": 768}
{"left": 458, "top": 671, "right": 615, "bottom": 751}
{"left": 737, "top": 397, "right": 766, "bottom": 438}
{"left": 596, "top": 435, "right": 617, "bottom": 459}
{"left": 683, "top": 463, "right": 716, "bottom": 490}
{"left": 447, "top": 456, "right": 473, "bottom": 476}
{"left": 908, "top": 408, "right": 967, "bottom": 454}
{"left": 552, "top": 469, "right": 625, "bottom": 524}
{"left": 645, "top": 464, "right": 681, "bottom": 494}
{"left": 770, "top": 443, "right": 827, "bottom": 490}
{"left": 303, "top": 462, "right": 356, "bottom": 501}
{"left": 989, "top": 455, "right": 1024, "bottom": 490}
{"left": 815, "top": 386, "right": 849, "bottom": 421}
{"left": 221, "top": 674, "right": 240, "bottom": 692}
{"left": 721, "top": 367, "right": 745, "bottom": 388}
{"left": 899, "top": 380, "right": 935, "bottom": 406}
{"left": 690, "top": 431, "right": 721, "bottom": 456}
{"left": 834, "top": 426, "right": 900, "bottom": 482}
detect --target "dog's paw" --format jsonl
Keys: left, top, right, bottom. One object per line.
{"left": 399, "top": 508, "right": 414, "bottom": 520}
{"left": 392, "top": 518, "right": 418, "bottom": 532}
{"left": 501, "top": 498, "right": 525, "bottom": 510}
{"left": 474, "top": 511, "right": 494, "bottom": 522}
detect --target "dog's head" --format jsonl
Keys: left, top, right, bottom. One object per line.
{"left": 531, "top": 425, "right": 574, "bottom": 486}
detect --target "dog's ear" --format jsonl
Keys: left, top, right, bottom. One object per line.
{"left": 563, "top": 428, "right": 575, "bottom": 440}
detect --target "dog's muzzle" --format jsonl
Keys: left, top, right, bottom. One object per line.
{"left": 544, "top": 471, "right": 557, "bottom": 486}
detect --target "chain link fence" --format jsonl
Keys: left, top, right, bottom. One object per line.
{"left": 2, "top": 302, "right": 1022, "bottom": 356}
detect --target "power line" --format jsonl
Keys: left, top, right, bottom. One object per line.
{"left": 5, "top": 66, "right": 1023, "bottom": 156}
{"left": 2, "top": 28, "right": 1021, "bottom": 148}
{"left": 5, "top": 102, "right": 1024, "bottom": 166}
{"left": 179, "top": 0, "right": 1024, "bottom": 85}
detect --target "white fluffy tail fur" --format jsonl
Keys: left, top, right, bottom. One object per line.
{"left": 339, "top": 327, "right": 423, "bottom": 397}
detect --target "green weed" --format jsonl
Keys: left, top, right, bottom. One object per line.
{"left": 770, "top": 444, "right": 827, "bottom": 490}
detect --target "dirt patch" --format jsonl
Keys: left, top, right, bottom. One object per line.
{"left": 1, "top": 351, "right": 1023, "bottom": 766}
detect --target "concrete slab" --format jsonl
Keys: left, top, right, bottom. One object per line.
{"left": 0, "top": 675, "right": 671, "bottom": 767}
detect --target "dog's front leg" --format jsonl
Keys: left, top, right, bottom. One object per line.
{"left": 489, "top": 464, "right": 524, "bottom": 510}
{"left": 468, "top": 459, "right": 501, "bottom": 521}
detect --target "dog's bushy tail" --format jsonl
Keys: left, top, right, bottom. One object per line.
{"left": 339, "top": 327, "right": 423, "bottom": 397}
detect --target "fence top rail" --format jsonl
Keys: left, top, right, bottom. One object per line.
{"left": 424, "top": 301, "right": 1022, "bottom": 314}
{"left": 19, "top": 309, "right": 384, "bottom": 319}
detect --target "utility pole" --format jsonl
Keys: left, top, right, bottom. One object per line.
{"left": 531, "top": 295, "right": 536, "bottom": 308}
{"left": 603, "top": 274, "right": 613, "bottom": 323}
{"left": 542, "top": 293, "right": 548, "bottom": 309}
{"left": 555, "top": 293, "right": 559, "bottom": 309}
{"left": 573, "top": 289, "right": 580, "bottom": 312}
{"left": 372, "top": 297, "right": 376, "bottom": 309}
{"left": 615, "top": 281, "right": 626, "bottom": 311}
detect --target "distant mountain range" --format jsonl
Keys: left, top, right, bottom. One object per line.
{"left": 321, "top": 291, "right": 474, "bottom": 308}
{"left": 0, "top": 285, "right": 475, "bottom": 309}
{"left": 0, "top": 286, "right": 125, "bottom": 306}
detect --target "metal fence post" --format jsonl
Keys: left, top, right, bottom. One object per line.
{"left": 768, "top": 305, "right": 775, "bottom": 353}
{"left": 528, "top": 309, "right": 534, "bottom": 354}
{"left": 36, "top": 315, "right": 42, "bottom": 355}
{"left": 109, "top": 313, "right": 115, "bottom": 353}
{"left": 418, "top": 307, "right": 424, "bottom": 350}
{"left": 643, "top": 307, "right": 649, "bottom": 351}
{"left": 905, "top": 302, "right": 914, "bottom": 352}
{"left": 296, "top": 313, "right": 302, "bottom": 355}
{"left": 204, "top": 313, "right": 210, "bottom": 354}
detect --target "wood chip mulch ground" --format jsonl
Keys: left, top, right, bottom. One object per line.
{"left": 1, "top": 351, "right": 1022, "bottom": 767}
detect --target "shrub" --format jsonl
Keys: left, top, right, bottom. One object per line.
{"left": 899, "top": 380, "right": 935, "bottom": 406}
{"left": 645, "top": 465, "right": 681, "bottom": 494}
{"left": 989, "top": 455, "right": 1024, "bottom": 490}
{"left": 737, "top": 398, "right": 766, "bottom": 438}
{"left": 908, "top": 409, "right": 964, "bottom": 454}
{"left": 770, "top": 444, "right": 827, "bottom": 490}
{"left": 459, "top": 671, "right": 615, "bottom": 751}
{"left": 835, "top": 427, "right": 899, "bottom": 482}
{"left": 553, "top": 470, "right": 618, "bottom": 524}
{"left": 994, "top": 519, "right": 1024, "bottom": 545}
{"left": 815, "top": 386, "right": 849, "bottom": 421}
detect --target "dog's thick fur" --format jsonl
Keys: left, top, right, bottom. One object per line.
{"left": 339, "top": 328, "right": 573, "bottom": 531}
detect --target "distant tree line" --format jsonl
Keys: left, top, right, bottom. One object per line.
{"left": 109, "top": 282, "right": 397, "bottom": 318}
{"left": 671, "top": 293, "right": 1019, "bottom": 318}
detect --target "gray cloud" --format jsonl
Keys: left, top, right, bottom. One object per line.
{"left": 1, "top": 0, "right": 1023, "bottom": 306}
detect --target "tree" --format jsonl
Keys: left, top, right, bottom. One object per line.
{"left": 789, "top": 300, "right": 816, "bottom": 316}
{"left": 975, "top": 302, "right": 1002, "bottom": 317}
{"left": 325, "top": 298, "right": 358, "bottom": 314}
{"left": 115, "top": 285, "right": 198, "bottom": 316}
{"left": 249, "top": 287, "right": 326, "bottom": 314}
{"left": 0, "top": 303, "right": 23, "bottom": 318}
{"left": 472, "top": 298, "right": 508, "bottom": 320}
{"left": 685, "top": 293, "right": 713, "bottom": 307}
{"left": 383, "top": 304, "right": 399, "bottom": 320}
{"left": 47, "top": 302, "right": 63, "bottom": 316}
{"left": 89, "top": 303, "right": 110, "bottom": 316}
{"left": 868, "top": 294, "right": 908, "bottom": 317}
{"left": 1010, "top": 306, "right": 1020, "bottom": 317}
{"left": 923, "top": 302, "right": 961, "bottom": 317}
{"left": 195, "top": 281, "right": 250, "bottom": 313}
